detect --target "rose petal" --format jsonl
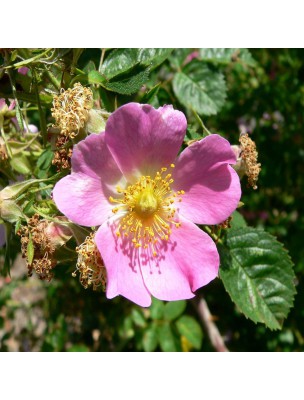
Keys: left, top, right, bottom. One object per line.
{"left": 105, "top": 103, "right": 187, "bottom": 181}
{"left": 95, "top": 220, "right": 152, "bottom": 307}
{"left": 53, "top": 173, "right": 113, "bottom": 227}
{"left": 140, "top": 216, "right": 219, "bottom": 301}
{"left": 173, "top": 134, "right": 241, "bottom": 224}
{"left": 72, "top": 132, "right": 124, "bottom": 183}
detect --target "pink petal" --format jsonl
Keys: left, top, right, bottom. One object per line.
{"left": 8, "top": 100, "right": 16, "bottom": 111}
{"left": 140, "top": 216, "right": 219, "bottom": 301}
{"left": 95, "top": 220, "right": 152, "bottom": 307}
{"left": 173, "top": 134, "right": 241, "bottom": 224}
{"left": 18, "top": 67, "right": 29, "bottom": 76}
{"left": 72, "top": 132, "right": 124, "bottom": 183}
{"left": 52, "top": 173, "right": 113, "bottom": 227}
{"left": 105, "top": 103, "right": 187, "bottom": 181}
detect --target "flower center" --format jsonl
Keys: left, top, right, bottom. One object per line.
{"left": 134, "top": 188, "right": 159, "bottom": 218}
{"left": 109, "top": 164, "right": 184, "bottom": 256}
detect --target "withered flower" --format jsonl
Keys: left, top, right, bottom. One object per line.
{"left": 73, "top": 233, "right": 106, "bottom": 291}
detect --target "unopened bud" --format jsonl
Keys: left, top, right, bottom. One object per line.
{"left": 0, "top": 199, "right": 24, "bottom": 223}
{"left": 87, "top": 109, "right": 110, "bottom": 133}
{"left": 42, "top": 217, "right": 73, "bottom": 248}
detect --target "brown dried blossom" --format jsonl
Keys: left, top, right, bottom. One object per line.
{"left": 239, "top": 133, "right": 261, "bottom": 190}
{"left": 18, "top": 214, "right": 57, "bottom": 281}
{"left": 52, "top": 134, "right": 73, "bottom": 172}
{"left": 51, "top": 83, "right": 93, "bottom": 139}
{"left": 73, "top": 233, "right": 106, "bottom": 291}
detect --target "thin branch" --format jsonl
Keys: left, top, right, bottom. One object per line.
{"left": 192, "top": 295, "right": 229, "bottom": 352}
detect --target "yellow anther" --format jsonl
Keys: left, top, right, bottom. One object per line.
{"left": 108, "top": 164, "right": 185, "bottom": 251}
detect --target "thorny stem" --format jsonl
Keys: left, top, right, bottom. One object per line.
{"left": 192, "top": 295, "right": 229, "bottom": 352}
{"left": 44, "top": 68, "right": 61, "bottom": 91}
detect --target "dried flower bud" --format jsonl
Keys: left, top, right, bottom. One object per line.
{"left": 51, "top": 83, "right": 93, "bottom": 139}
{"left": 239, "top": 133, "right": 261, "bottom": 190}
{"left": 18, "top": 214, "right": 72, "bottom": 281}
{"left": 52, "top": 134, "right": 73, "bottom": 171}
{"left": 232, "top": 134, "right": 261, "bottom": 190}
{"left": 74, "top": 233, "right": 106, "bottom": 291}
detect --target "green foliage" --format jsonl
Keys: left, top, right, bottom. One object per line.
{"left": 220, "top": 227, "right": 296, "bottom": 330}
{"left": 105, "top": 67, "right": 150, "bottom": 95}
{"left": 172, "top": 60, "right": 227, "bottom": 115}
{"left": 199, "top": 48, "right": 256, "bottom": 66}
{"left": 176, "top": 315, "right": 203, "bottom": 350}
{"left": 100, "top": 48, "right": 173, "bottom": 79}
{"left": 142, "top": 325, "right": 158, "bottom": 352}
{"left": 230, "top": 210, "right": 247, "bottom": 229}
{"left": 164, "top": 300, "right": 186, "bottom": 321}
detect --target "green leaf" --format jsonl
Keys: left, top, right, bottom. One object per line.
{"left": 219, "top": 227, "right": 296, "bottom": 330}
{"left": 199, "top": 48, "right": 256, "bottom": 66}
{"left": 230, "top": 210, "right": 247, "bottom": 229}
{"left": 157, "top": 322, "right": 177, "bottom": 352}
{"left": 83, "top": 60, "right": 97, "bottom": 74}
{"left": 141, "top": 83, "right": 161, "bottom": 104}
{"left": 88, "top": 70, "right": 107, "bottom": 86}
{"left": 131, "top": 308, "right": 146, "bottom": 328}
{"left": 143, "top": 324, "right": 159, "bottom": 352}
{"left": 37, "top": 148, "right": 53, "bottom": 171}
{"left": 164, "top": 300, "right": 186, "bottom": 321}
{"left": 10, "top": 154, "right": 31, "bottom": 175}
{"left": 137, "top": 48, "right": 173, "bottom": 69}
{"left": 105, "top": 68, "right": 150, "bottom": 95}
{"left": 27, "top": 233, "right": 35, "bottom": 265}
{"left": 172, "top": 60, "right": 227, "bottom": 116}
{"left": 100, "top": 48, "right": 172, "bottom": 80}
{"left": 119, "top": 315, "right": 135, "bottom": 340}
{"left": 150, "top": 298, "right": 165, "bottom": 320}
{"left": 185, "top": 127, "right": 207, "bottom": 142}
{"left": 101, "top": 49, "right": 139, "bottom": 79}
{"left": 175, "top": 315, "right": 203, "bottom": 350}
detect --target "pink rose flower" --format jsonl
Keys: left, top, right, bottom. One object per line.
{"left": 53, "top": 103, "right": 241, "bottom": 307}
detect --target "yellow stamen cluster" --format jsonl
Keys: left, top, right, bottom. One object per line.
{"left": 52, "top": 83, "right": 93, "bottom": 138}
{"left": 74, "top": 233, "right": 106, "bottom": 291}
{"left": 239, "top": 133, "right": 261, "bottom": 190}
{"left": 109, "top": 164, "right": 184, "bottom": 256}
